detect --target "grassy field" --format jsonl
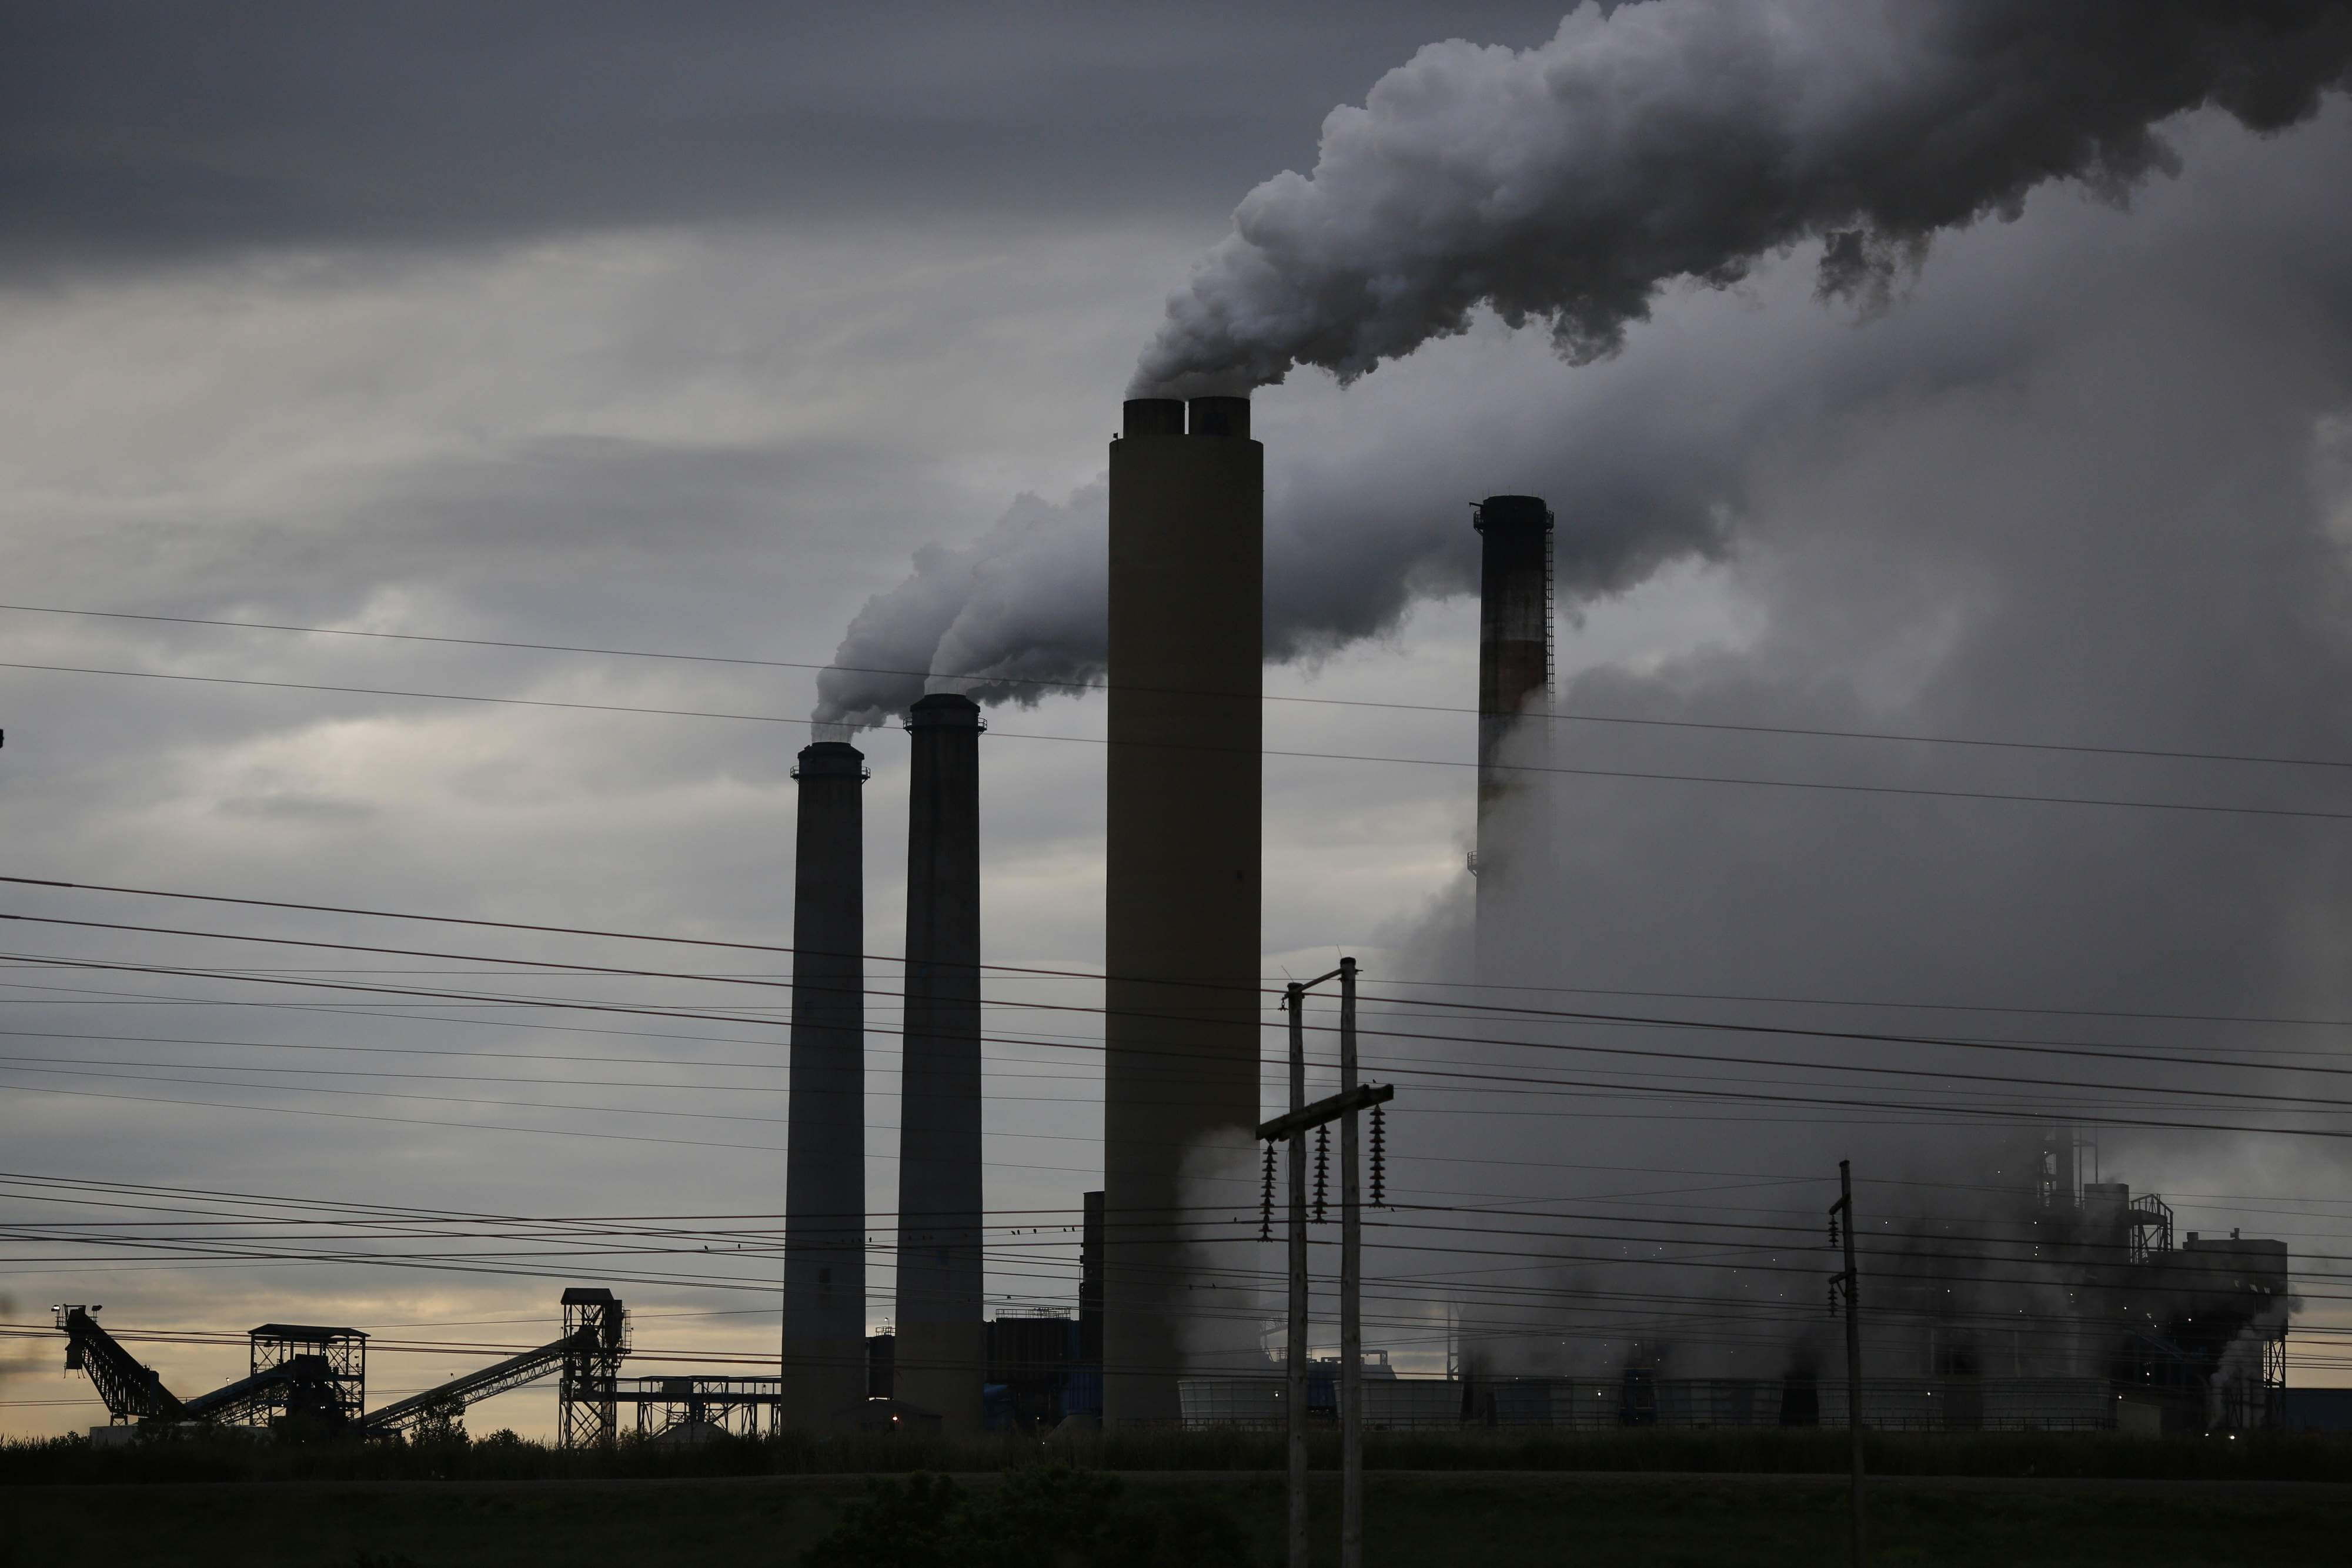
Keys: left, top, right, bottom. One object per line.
{"left": 8, "top": 1425, "right": 2351, "bottom": 1483}
{"left": 6, "top": 1467, "right": 2352, "bottom": 1567}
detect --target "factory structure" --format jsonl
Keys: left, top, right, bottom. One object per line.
{"left": 1426, "top": 1128, "right": 2296, "bottom": 1435}
{"left": 51, "top": 395, "right": 2314, "bottom": 1440}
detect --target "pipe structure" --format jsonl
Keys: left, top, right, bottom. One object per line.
{"left": 1471, "top": 495, "right": 1554, "bottom": 979}
{"left": 781, "top": 740, "right": 869, "bottom": 1427}
{"left": 1103, "top": 393, "right": 1264, "bottom": 1424}
{"left": 893, "top": 693, "right": 985, "bottom": 1431}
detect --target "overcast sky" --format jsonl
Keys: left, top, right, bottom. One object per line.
{"left": 5, "top": 2, "right": 2351, "bottom": 1435}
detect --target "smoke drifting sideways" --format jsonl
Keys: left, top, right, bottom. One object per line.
{"left": 1346, "top": 162, "right": 2352, "bottom": 1388}
{"left": 813, "top": 1, "right": 2352, "bottom": 731}
{"left": 1131, "top": 0, "right": 2352, "bottom": 399}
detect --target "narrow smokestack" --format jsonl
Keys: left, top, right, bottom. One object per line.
{"left": 781, "top": 739, "right": 868, "bottom": 1427}
{"left": 1102, "top": 393, "right": 1264, "bottom": 1424}
{"left": 1472, "top": 495, "right": 1553, "bottom": 977}
{"left": 893, "top": 693, "right": 984, "bottom": 1430}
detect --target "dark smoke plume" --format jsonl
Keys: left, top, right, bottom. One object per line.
{"left": 814, "top": 1, "right": 2352, "bottom": 728}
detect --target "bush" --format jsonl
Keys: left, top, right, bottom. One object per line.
{"left": 798, "top": 1468, "right": 1255, "bottom": 1568}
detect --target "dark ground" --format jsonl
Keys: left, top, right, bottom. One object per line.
{"left": 6, "top": 1469, "right": 2352, "bottom": 1567}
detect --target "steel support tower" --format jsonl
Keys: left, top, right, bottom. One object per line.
{"left": 556, "top": 1288, "right": 628, "bottom": 1449}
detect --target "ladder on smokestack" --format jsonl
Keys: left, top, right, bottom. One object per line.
{"left": 1544, "top": 520, "right": 1556, "bottom": 699}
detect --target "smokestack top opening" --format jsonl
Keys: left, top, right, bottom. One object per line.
{"left": 906, "top": 693, "right": 984, "bottom": 731}
{"left": 1122, "top": 397, "right": 1185, "bottom": 438}
{"left": 1186, "top": 394, "right": 1250, "bottom": 440}
{"left": 1474, "top": 495, "right": 1553, "bottom": 534}
{"left": 794, "top": 740, "right": 868, "bottom": 780}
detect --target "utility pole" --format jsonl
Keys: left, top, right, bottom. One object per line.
{"left": 1338, "top": 955, "right": 1363, "bottom": 1568}
{"left": 1830, "top": 1159, "right": 1866, "bottom": 1568}
{"left": 1259, "top": 958, "right": 1392, "bottom": 1568}
{"left": 1284, "top": 981, "right": 1309, "bottom": 1568}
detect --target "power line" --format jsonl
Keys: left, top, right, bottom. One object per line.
{"left": 7, "top": 1186, "right": 2340, "bottom": 1305}
{"left": 11, "top": 911, "right": 2348, "bottom": 1126}
{"left": 6, "top": 1161, "right": 2327, "bottom": 1243}
{"left": 5, "top": 1052, "right": 2328, "bottom": 1169}
{"left": 4, "top": 658, "right": 2346, "bottom": 822}
{"left": 1364, "top": 976, "right": 2352, "bottom": 1034}
{"left": 12, "top": 1179, "right": 2347, "bottom": 1281}
{"left": 11, "top": 877, "right": 2350, "bottom": 1097}
{"left": 17, "top": 941, "right": 2352, "bottom": 1144}
{"left": 19, "top": 875, "right": 2351, "bottom": 1069}
{"left": 0, "top": 872, "right": 1141, "bottom": 993}
{"left": 7, "top": 600, "right": 2344, "bottom": 772}
{"left": 10, "top": 1206, "right": 2342, "bottom": 1313}
{"left": 0, "top": 1044, "right": 2297, "bottom": 1125}
{"left": 5, "top": 1171, "right": 2333, "bottom": 1349}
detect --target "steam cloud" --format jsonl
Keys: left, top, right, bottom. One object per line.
{"left": 1132, "top": 0, "right": 2352, "bottom": 397}
{"left": 815, "top": 1, "right": 2352, "bottom": 730}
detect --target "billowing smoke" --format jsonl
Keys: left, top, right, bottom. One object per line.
{"left": 813, "top": 486, "right": 1111, "bottom": 734}
{"left": 1342, "top": 120, "right": 2352, "bottom": 1388}
{"left": 814, "top": 1, "right": 2352, "bottom": 730}
{"left": 1132, "top": 0, "right": 2352, "bottom": 396}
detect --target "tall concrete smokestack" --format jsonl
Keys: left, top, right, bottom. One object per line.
{"left": 781, "top": 739, "right": 868, "bottom": 1427}
{"left": 1472, "top": 495, "right": 1553, "bottom": 977}
{"left": 893, "top": 693, "right": 984, "bottom": 1430}
{"left": 1103, "top": 393, "right": 1263, "bottom": 1424}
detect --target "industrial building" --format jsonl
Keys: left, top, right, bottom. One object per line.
{"left": 57, "top": 1289, "right": 629, "bottom": 1443}
{"left": 1176, "top": 1130, "right": 2294, "bottom": 1435}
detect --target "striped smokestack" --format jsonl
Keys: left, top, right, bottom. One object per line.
{"left": 1102, "top": 393, "right": 1263, "bottom": 1425}
{"left": 781, "top": 739, "right": 868, "bottom": 1426}
{"left": 1472, "top": 495, "right": 1553, "bottom": 979}
{"left": 893, "top": 693, "right": 985, "bottom": 1430}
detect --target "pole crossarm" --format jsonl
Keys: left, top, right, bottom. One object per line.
{"left": 1257, "top": 1082, "right": 1393, "bottom": 1144}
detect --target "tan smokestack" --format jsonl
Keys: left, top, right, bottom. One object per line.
{"left": 1101, "top": 393, "right": 1263, "bottom": 1424}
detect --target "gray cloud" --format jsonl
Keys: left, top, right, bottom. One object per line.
{"left": 0, "top": 1, "right": 1582, "bottom": 274}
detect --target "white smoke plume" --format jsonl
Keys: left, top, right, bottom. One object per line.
{"left": 813, "top": 486, "right": 1111, "bottom": 733}
{"left": 813, "top": 1, "right": 2352, "bottom": 730}
{"left": 1341, "top": 127, "right": 2352, "bottom": 1386}
{"left": 1132, "top": 0, "right": 2352, "bottom": 396}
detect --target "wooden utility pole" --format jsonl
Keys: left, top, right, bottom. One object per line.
{"left": 1338, "top": 955, "right": 1363, "bottom": 1568}
{"left": 1830, "top": 1159, "right": 1866, "bottom": 1567}
{"left": 1285, "top": 981, "right": 1309, "bottom": 1568}
{"left": 1257, "top": 958, "right": 1392, "bottom": 1568}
